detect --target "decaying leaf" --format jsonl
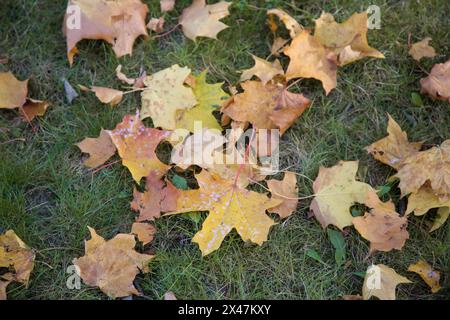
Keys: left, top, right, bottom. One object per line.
{"left": 179, "top": 0, "right": 231, "bottom": 41}
{"left": 0, "top": 72, "right": 28, "bottom": 109}
{"left": 313, "top": 12, "right": 384, "bottom": 66}
{"left": 175, "top": 70, "right": 229, "bottom": 132}
{"left": 76, "top": 129, "right": 117, "bottom": 168}
{"left": 363, "top": 264, "right": 411, "bottom": 300}
{"left": 240, "top": 55, "right": 284, "bottom": 85}
{"left": 430, "top": 207, "right": 449, "bottom": 233}
{"left": 310, "top": 161, "right": 378, "bottom": 230}
{"left": 222, "top": 80, "right": 311, "bottom": 135}
{"left": 108, "top": 113, "right": 171, "bottom": 182}
{"left": 115, "top": 65, "right": 146, "bottom": 88}
{"left": 161, "top": 170, "right": 282, "bottom": 256}
{"left": 164, "top": 291, "right": 177, "bottom": 300}
{"left": 89, "top": 86, "right": 124, "bottom": 106}
{"left": 407, "top": 259, "right": 441, "bottom": 293}
{"left": 409, "top": 37, "right": 436, "bottom": 61}
{"left": 160, "top": 0, "right": 175, "bottom": 12}
{"left": 270, "top": 37, "right": 289, "bottom": 57}
{"left": 284, "top": 30, "right": 338, "bottom": 95}
{"left": 267, "top": 172, "right": 299, "bottom": 218}
{"left": 0, "top": 230, "right": 35, "bottom": 300}
{"left": 64, "top": 0, "right": 149, "bottom": 65}
{"left": 131, "top": 222, "right": 157, "bottom": 245}
{"left": 20, "top": 99, "right": 50, "bottom": 122}
{"left": 353, "top": 192, "right": 409, "bottom": 254}
{"left": 147, "top": 17, "right": 165, "bottom": 33}
{"left": 395, "top": 139, "right": 450, "bottom": 201}
{"left": 73, "top": 227, "right": 154, "bottom": 298}
{"left": 420, "top": 59, "right": 450, "bottom": 102}
{"left": 365, "top": 114, "right": 422, "bottom": 169}
{"left": 267, "top": 9, "right": 303, "bottom": 39}
{"left": 141, "top": 64, "right": 197, "bottom": 129}
{"left": 406, "top": 184, "right": 450, "bottom": 216}
{"left": 131, "top": 171, "right": 178, "bottom": 221}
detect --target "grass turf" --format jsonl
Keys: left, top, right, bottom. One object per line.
{"left": 0, "top": 0, "right": 449, "bottom": 299}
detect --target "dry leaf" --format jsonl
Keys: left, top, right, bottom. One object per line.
{"left": 406, "top": 184, "right": 450, "bottom": 216}
{"left": 179, "top": 0, "right": 231, "bottom": 41}
{"left": 20, "top": 99, "right": 50, "bottom": 121}
{"left": 409, "top": 37, "right": 436, "bottom": 61}
{"left": 0, "top": 72, "right": 28, "bottom": 109}
{"left": 73, "top": 227, "right": 154, "bottom": 298}
{"left": 267, "top": 172, "right": 298, "bottom": 218}
{"left": 0, "top": 230, "right": 35, "bottom": 300}
{"left": 363, "top": 264, "right": 411, "bottom": 300}
{"left": 115, "top": 65, "right": 136, "bottom": 85}
{"left": 76, "top": 129, "right": 117, "bottom": 168}
{"left": 267, "top": 9, "right": 302, "bottom": 39}
{"left": 395, "top": 139, "right": 450, "bottom": 201}
{"left": 131, "top": 171, "right": 178, "bottom": 221}
{"left": 284, "top": 30, "right": 338, "bottom": 95}
{"left": 64, "top": 0, "right": 149, "bottom": 65}
{"left": 366, "top": 114, "right": 422, "bottom": 169}
{"left": 430, "top": 207, "right": 449, "bottom": 233}
{"left": 408, "top": 259, "right": 441, "bottom": 293}
{"left": 240, "top": 55, "right": 284, "bottom": 85}
{"left": 271, "top": 37, "right": 289, "bottom": 57}
{"left": 131, "top": 222, "right": 157, "bottom": 245}
{"left": 420, "top": 59, "right": 450, "bottom": 102}
{"left": 161, "top": 170, "right": 282, "bottom": 256}
{"left": 160, "top": 0, "right": 175, "bottom": 12}
{"left": 164, "top": 291, "right": 177, "bottom": 300}
{"left": 108, "top": 113, "right": 171, "bottom": 182}
{"left": 222, "top": 80, "right": 311, "bottom": 135}
{"left": 353, "top": 192, "right": 409, "bottom": 254}
{"left": 147, "top": 17, "right": 165, "bottom": 33}
{"left": 90, "top": 86, "right": 124, "bottom": 106}
{"left": 310, "top": 161, "right": 378, "bottom": 230}
{"left": 313, "top": 12, "right": 384, "bottom": 66}
{"left": 141, "top": 64, "right": 197, "bottom": 129}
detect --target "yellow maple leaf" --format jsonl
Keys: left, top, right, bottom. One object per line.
{"left": 0, "top": 72, "right": 28, "bottom": 109}
{"left": 266, "top": 172, "right": 299, "bottom": 219}
{"left": 76, "top": 129, "right": 117, "bottom": 168}
{"left": 408, "top": 259, "right": 441, "bottom": 293}
{"left": 267, "top": 9, "right": 303, "bottom": 39}
{"left": 310, "top": 161, "right": 378, "bottom": 230}
{"left": 141, "top": 64, "right": 197, "bottom": 130}
{"left": 284, "top": 30, "right": 338, "bottom": 95}
{"left": 73, "top": 227, "right": 154, "bottom": 298}
{"left": 313, "top": 12, "right": 384, "bottom": 66}
{"left": 162, "top": 170, "right": 282, "bottom": 256}
{"left": 240, "top": 55, "right": 284, "bottom": 85}
{"left": 363, "top": 264, "right": 411, "bottom": 300}
{"left": 409, "top": 37, "right": 437, "bottom": 61}
{"left": 179, "top": 0, "right": 231, "bottom": 41}
{"left": 108, "top": 113, "right": 171, "bottom": 182}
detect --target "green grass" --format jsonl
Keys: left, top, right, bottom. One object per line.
{"left": 1, "top": 0, "right": 449, "bottom": 300}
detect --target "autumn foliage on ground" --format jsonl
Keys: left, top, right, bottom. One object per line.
{"left": 0, "top": 0, "right": 449, "bottom": 300}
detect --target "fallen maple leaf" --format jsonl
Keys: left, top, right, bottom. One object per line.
{"left": 108, "top": 112, "right": 171, "bottom": 182}
{"left": 87, "top": 86, "right": 124, "bottom": 106}
{"left": 141, "top": 64, "right": 197, "bottom": 130}
{"left": 353, "top": 192, "right": 409, "bottom": 254}
{"left": 20, "top": 99, "right": 51, "bottom": 122}
{"left": 267, "top": 9, "right": 303, "bottom": 39}
{"left": 240, "top": 55, "right": 284, "bottom": 85}
{"left": 284, "top": 30, "right": 338, "bottom": 95}
{"left": 64, "top": 0, "right": 149, "bottom": 65}
{"left": 161, "top": 170, "right": 282, "bottom": 256}
{"left": 179, "top": 0, "right": 231, "bottom": 41}
{"left": 270, "top": 37, "right": 289, "bottom": 57}
{"left": 131, "top": 222, "right": 157, "bottom": 245}
{"left": 0, "top": 230, "right": 35, "bottom": 300}
{"left": 363, "top": 264, "right": 411, "bottom": 300}
{"left": 313, "top": 12, "right": 384, "bottom": 66}
{"left": 420, "top": 59, "right": 450, "bottom": 102}
{"left": 131, "top": 171, "right": 179, "bottom": 221}
{"left": 310, "top": 161, "right": 378, "bottom": 230}
{"left": 175, "top": 70, "right": 229, "bottom": 132}
{"left": 222, "top": 80, "right": 311, "bottom": 135}
{"left": 409, "top": 37, "right": 436, "bottom": 61}
{"left": 76, "top": 129, "right": 117, "bottom": 168}
{"left": 407, "top": 259, "right": 441, "bottom": 293}
{"left": 267, "top": 172, "right": 299, "bottom": 218}
{"left": 365, "top": 114, "right": 422, "bottom": 169}
{"left": 0, "top": 72, "right": 28, "bottom": 109}
{"left": 73, "top": 227, "right": 154, "bottom": 298}
{"left": 395, "top": 139, "right": 450, "bottom": 201}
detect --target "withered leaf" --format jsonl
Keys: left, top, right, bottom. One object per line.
{"left": 76, "top": 129, "right": 117, "bottom": 168}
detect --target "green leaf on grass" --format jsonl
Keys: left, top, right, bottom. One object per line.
{"left": 327, "top": 228, "right": 346, "bottom": 267}
{"left": 305, "top": 249, "right": 327, "bottom": 265}
{"left": 411, "top": 92, "right": 423, "bottom": 107}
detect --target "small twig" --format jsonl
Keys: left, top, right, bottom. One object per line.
{"left": 153, "top": 23, "right": 181, "bottom": 39}
{"left": 91, "top": 159, "right": 121, "bottom": 174}
{"left": 0, "top": 138, "right": 25, "bottom": 145}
